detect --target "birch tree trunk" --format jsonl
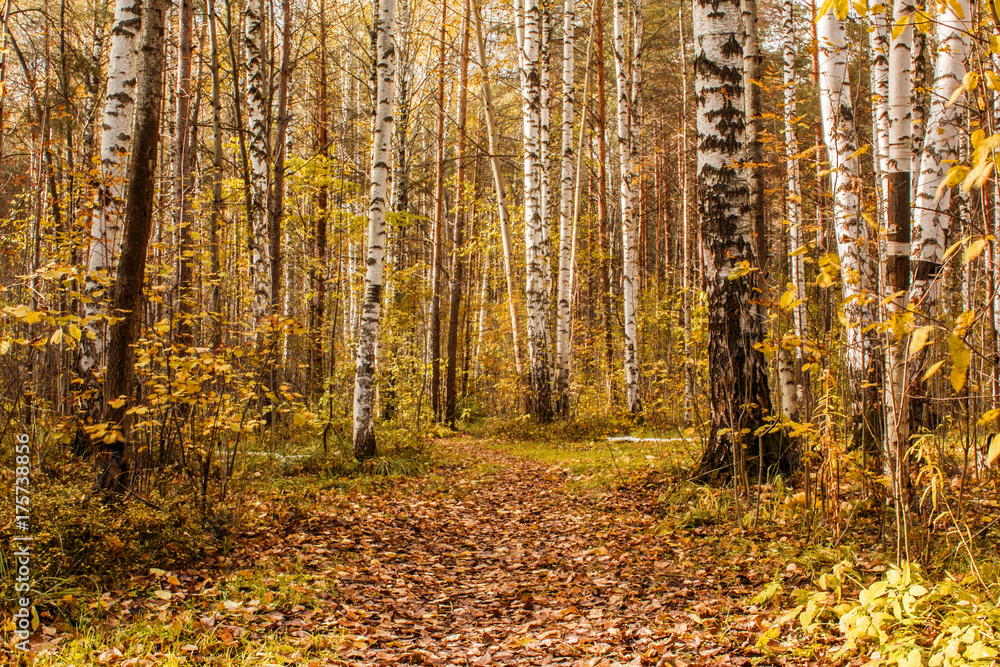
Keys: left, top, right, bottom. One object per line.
{"left": 522, "top": 0, "right": 553, "bottom": 421}
{"left": 430, "top": 0, "right": 446, "bottom": 422}
{"left": 97, "top": 0, "right": 167, "bottom": 491}
{"left": 353, "top": 0, "right": 395, "bottom": 459}
{"left": 817, "top": 6, "right": 882, "bottom": 453}
{"left": 782, "top": 0, "right": 805, "bottom": 419}
{"left": 870, "top": 8, "right": 890, "bottom": 225}
{"left": 884, "top": 0, "right": 915, "bottom": 544}
{"left": 555, "top": 0, "right": 575, "bottom": 418}
{"left": 172, "top": 0, "right": 194, "bottom": 348}
{"left": 911, "top": 0, "right": 969, "bottom": 308}
{"left": 445, "top": 0, "right": 470, "bottom": 427}
{"left": 245, "top": 0, "right": 271, "bottom": 341}
{"left": 208, "top": 0, "right": 224, "bottom": 349}
{"left": 693, "top": 0, "right": 792, "bottom": 481}
{"left": 80, "top": 0, "right": 140, "bottom": 380}
{"left": 614, "top": 0, "right": 641, "bottom": 414}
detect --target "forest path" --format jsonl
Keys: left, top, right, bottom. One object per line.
{"left": 259, "top": 438, "right": 780, "bottom": 666}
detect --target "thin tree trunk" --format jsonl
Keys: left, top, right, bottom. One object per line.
{"left": 594, "top": 0, "right": 616, "bottom": 407}
{"left": 555, "top": 0, "right": 576, "bottom": 417}
{"left": 245, "top": 0, "right": 271, "bottom": 338}
{"left": 522, "top": 0, "right": 552, "bottom": 421}
{"left": 431, "top": 0, "right": 446, "bottom": 422}
{"left": 884, "top": 0, "right": 915, "bottom": 555}
{"left": 98, "top": 0, "right": 167, "bottom": 492}
{"left": 817, "top": 5, "right": 882, "bottom": 454}
{"left": 208, "top": 0, "right": 224, "bottom": 349}
{"left": 614, "top": 0, "right": 641, "bottom": 414}
{"left": 445, "top": 0, "right": 470, "bottom": 427}
{"left": 311, "top": 0, "right": 329, "bottom": 394}
{"left": 173, "top": 0, "right": 194, "bottom": 348}
{"left": 353, "top": 0, "right": 396, "bottom": 459}
{"left": 271, "top": 0, "right": 292, "bottom": 370}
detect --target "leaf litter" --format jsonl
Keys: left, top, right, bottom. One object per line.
{"left": 25, "top": 438, "right": 824, "bottom": 666}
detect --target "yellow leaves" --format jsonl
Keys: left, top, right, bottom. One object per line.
{"left": 727, "top": 260, "right": 757, "bottom": 280}
{"left": 816, "top": 0, "right": 850, "bottom": 20}
{"left": 6, "top": 304, "right": 44, "bottom": 325}
{"left": 817, "top": 253, "right": 840, "bottom": 288}
{"left": 948, "top": 334, "right": 970, "bottom": 392}
{"left": 890, "top": 12, "right": 911, "bottom": 40}
{"left": 898, "top": 648, "right": 922, "bottom": 667}
{"left": 779, "top": 288, "right": 804, "bottom": 312}
{"left": 986, "top": 70, "right": 1000, "bottom": 91}
{"left": 922, "top": 360, "right": 945, "bottom": 381}
{"left": 50, "top": 328, "right": 64, "bottom": 345}
{"left": 908, "top": 326, "right": 933, "bottom": 358}
{"left": 963, "top": 238, "right": 987, "bottom": 264}
{"left": 986, "top": 437, "right": 1000, "bottom": 467}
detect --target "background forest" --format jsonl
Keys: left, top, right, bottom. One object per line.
{"left": 3, "top": 0, "right": 1000, "bottom": 660}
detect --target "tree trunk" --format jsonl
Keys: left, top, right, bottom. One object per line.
{"left": 445, "top": 0, "right": 470, "bottom": 427}
{"left": 522, "top": 0, "right": 552, "bottom": 422}
{"left": 79, "top": 0, "right": 140, "bottom": 407}
{"left": 208, "top": 0, "right": 224, "bottom": 349}
{"left": 353, "top": 0, "right": 396, "bottom": 459}
{"left": 884, "top": 0, "right": 914, "bottom": 551}
{"left": 782, "top": 0, "right": 804, "bottom": 419}
{"left": 555, "top": 0, "right": 576, "bottom": 418}
{"left": 245, "top": 0, "right": 271, "bottom": 337}
{"left": 817, "top": 5, "right": 882, "bottom": 454}
{"left": 173, "top": 0, "right": 194, "bottom": 348}
{"left": 430, "top": 0, "right": 446, "bottom": 422}
{"left": 98, "top": 0, "right": 167, "bottom": 492}
{"left": 692, "top": 0, "right": 793, "bottom": 482}
{"left": 614, "top": 0, "right": 641, "bottom": 415}
{"left": 594, "top": 0, "right": 616, "bottom": 408}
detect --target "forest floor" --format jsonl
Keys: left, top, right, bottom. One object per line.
{"left": 22, "top": 436, "right": 841, "bottom": 667}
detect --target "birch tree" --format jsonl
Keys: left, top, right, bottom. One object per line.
{"left": 79, "top": 0, "right": 140, "bottom": 382}
{"left": 245, "top": 0, "right": 271, "bottom": 335}
{"left": 693, "top": 0, "right": 792, "bottom": 480}
{"left": 884, "top": 0, "right": 915, "bottom": 538}
{"left": 98, "top": 0, "right": 167, "bottom": 491}
{"left": 817, "top": 5, "right": 881, "bottom": 451}
{"left": 353, "top": 0, "right": 396, "bottom": 459}
{"left": 782, "top": 0, "right": 805, "bottom": 418}
{"left": 555, "top": 0, "right": 575, "bottom": 417}
{"left": 911, "top": 0, "right": 970, "bottom": 308}
{"left": 522, "top": 0, "right": 553, "bottom": 421}
{"left": 614, "top": 0, "right": 641, "bottom": 414}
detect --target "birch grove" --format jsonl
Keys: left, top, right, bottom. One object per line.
{"left": 4, "top": 0, "right": 997, "bottom": 557}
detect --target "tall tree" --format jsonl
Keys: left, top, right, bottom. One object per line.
{"left": 78, "top": 0, "right": 140, "bottom": 411}
{"left": 555, "top": 0, "right": 576, "bottom": 417}
{"left": 430, "top": 0, "right": 447, "bottom": 422}
{"left": 353, "top": 0, "right": 396, "bottom": 459}
{"left": 884, "top": 0, "right": 915, "bottom": 544}
{"left": 693, "top": 0, "right": 792, "bottom": 480}
{"left": 245, "top": 0, "right": 271, "bottom": 338}
{"left": 817, "top": 5, "right": 881, "bottom": 452}
{"left": 97, "top": 0, "right": 167, "bottom": 491}
{"left": 614, "top": 0, "right": 641, "bottom": 415}
{"left": 522, "top": 0, "right": 553, "bottom": 421}
{"left": 445, "top": 0, "right": 471, "bottom": 427}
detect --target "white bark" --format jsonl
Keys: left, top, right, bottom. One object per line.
{"left": 911, "top": 0, "right": 970, "bottom": 307}
{"left": 884, "top": 0, "right": 915, "bottom": 525}
{"left": 81, "top": 0, "right": 141, "bottom": 375}
{"left": 782, "top": 0, "right": 804, "bottom": 415}
{"left": 522, "top": 0, "right": 552, "bottom": 420}
{"left": 555, "top": 0, "right": 575, "bottom": 416}
{"left": 870, "top": 8, "right": 891, "bottom": 222}
{"left": 353, "top": 0, "right": 396, "bottom": 458}
{"left": 615, "top": 0, "right": 640, "bottom": 414}
{"left": 245, "top": 0, "right": 271, "bottom": 330}
{"left": 817, "top": 8, "right": 878, "bottom": 390}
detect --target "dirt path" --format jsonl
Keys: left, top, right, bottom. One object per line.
{"left": 255, "top": 440, "right": 772, "bottom": 666}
